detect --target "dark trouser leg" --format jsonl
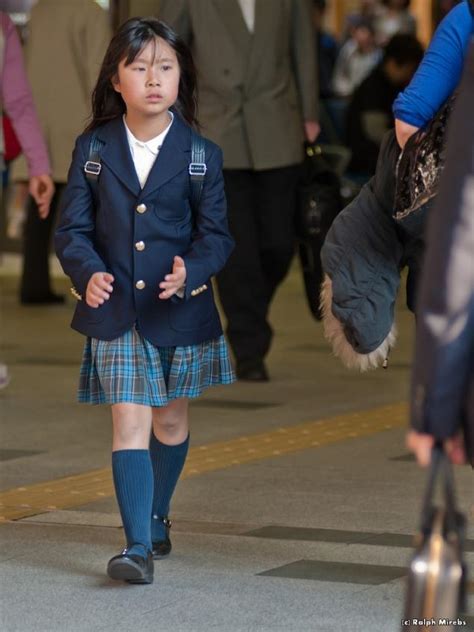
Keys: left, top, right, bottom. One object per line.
{"left": 216, "top": 170, "right": 270, "bottom": 364}
{"left": 20, "top": 183, "right": 64, "bottom": 301}
{"left": 255, "top": 165, "right": 301, "bottom": 303}
{"left": 216, "top": 166, "right": 300, "bottom": 365}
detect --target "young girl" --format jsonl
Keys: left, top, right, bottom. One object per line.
{"left": 55, "top": 18, "right": 235, "bottom": 585}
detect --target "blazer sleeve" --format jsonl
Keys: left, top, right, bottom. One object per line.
{"left": 159, "top": 0, "right": 192, "bottom": 44}
{"left": 181, "top": 144, "right": 234, "bottom": 300}
{"left": 290, "top": 0, "right": 319, "bottom": 121}
{"left": 54, "top": 136, "right": 108, "bottom": 296}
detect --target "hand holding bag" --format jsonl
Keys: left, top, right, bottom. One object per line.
{"left": 403, "top": 444, "right": 467, "bottom": 631}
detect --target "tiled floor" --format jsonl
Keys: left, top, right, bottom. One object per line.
{"left": 1, "top": 265, "right": 473, "bottom": 632}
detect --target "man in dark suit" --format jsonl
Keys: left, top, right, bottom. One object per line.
{"left": 160, "top": 0, "right": 319, "bottom": 380}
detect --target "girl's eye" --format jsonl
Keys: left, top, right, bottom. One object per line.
{"left": 134, "top": 66, "right": 146, "bottom": 71}
{"left": 161, "top": 65, "right": 172, "bottom": 71}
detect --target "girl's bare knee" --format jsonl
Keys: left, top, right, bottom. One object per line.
{"left": 152, "top": 399, "right": 188, "bottom": 443}
{"left": 112, "top": 403, "right": 152, "bottom": 449}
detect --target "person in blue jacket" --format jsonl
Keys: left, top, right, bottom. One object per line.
{"left": 393, "top": 0, "right": 474, "bottom": 148}
{"left": 320, "top": 0, "right": 474, "bottom": 371}
{"left": 55, "top": 18, "right": 235, "bottom": 585}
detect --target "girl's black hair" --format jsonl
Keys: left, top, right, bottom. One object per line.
{"left": 85, "top": 17, "right": 198, "bottom": 132}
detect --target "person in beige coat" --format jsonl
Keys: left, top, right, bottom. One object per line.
{"left": 160, "top": 0, "right": 319, "bottom": 380}
{"left": 11, "top": 0, "right": 110, "bottom": 304}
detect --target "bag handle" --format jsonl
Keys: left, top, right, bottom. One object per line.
{"left": 420, "top": 442, "right": 459, "bottom": 534}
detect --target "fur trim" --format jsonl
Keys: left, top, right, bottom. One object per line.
{"left": 319, "top": 275, "right": 397, "bottom": 371}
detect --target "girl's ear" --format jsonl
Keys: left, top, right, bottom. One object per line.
{"left": 111, "top": 74, "right": 121, "bottom": 93}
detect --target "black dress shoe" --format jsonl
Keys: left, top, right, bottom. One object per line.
{"left": 152, "top": 517, "right": 172, "bottom": 559}
{"left": 107, "top": 545, "right": 154, "bottom": 584}
{"left": 20, "top": 292, "right": 65, "bottom": 305}
{"left": 236, "top": 360, "right": 269, "bottom": 382}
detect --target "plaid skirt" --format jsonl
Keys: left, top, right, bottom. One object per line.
{"left": 78, "top": 327, "right": 235, "bottom": 406}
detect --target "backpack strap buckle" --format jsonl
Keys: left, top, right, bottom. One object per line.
{"left": 189, "top": 162, "right": 207, "bottom": 177}
{"left": 84, "top": 160, "right": 102, "bottom": 176}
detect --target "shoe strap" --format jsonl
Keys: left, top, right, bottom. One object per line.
{"left": 152, "top": 515, "right": 172, "bottom": 528}
{"left": 123, "top": 543, "right": 150, "bottom": 556}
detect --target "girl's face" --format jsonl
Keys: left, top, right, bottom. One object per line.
{"left": 112, "top": 37, "right": 180, "bottom": 120}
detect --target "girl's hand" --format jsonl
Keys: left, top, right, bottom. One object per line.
{"left": 86, "top": 272, "right": 114, "bottom": 308}
{"left": 159, "top": 256, "right": 187, "bottom": 299}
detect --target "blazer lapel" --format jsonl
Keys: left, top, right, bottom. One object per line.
{"left": 139, "top": 114, "right": 191, "bottom": 200}
{"left": 97, "top": 118, "right": 141, "bottom": 197}
{"left": 212, "top": 0, "right": 252, "bottom": 52}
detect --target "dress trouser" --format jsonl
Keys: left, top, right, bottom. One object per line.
{"left": 216, "top": 165, "right": 301, "bottom": 364}
{"left": 20, "top": 183, "right": 65, "bottom": 300}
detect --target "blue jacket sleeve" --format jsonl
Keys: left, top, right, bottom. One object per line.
{"left": 393, "top": 2, "right": 474, "bottom": 128}
{"left": 54, "top": 136, "right": 108, "bottom": 296}
{"left": 181, "top": 144, "right": 234, "bottom": 301}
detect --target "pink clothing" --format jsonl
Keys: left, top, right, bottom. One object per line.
{"left": 0, "top": 12, "right": 50, "bottom": 176}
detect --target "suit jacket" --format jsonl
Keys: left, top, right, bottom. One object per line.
{"left": 410, "top": 42, "right": 474, "bottom": 466}
{"left": 11, "top": 0, "right": 110, "bottom": 182}
{"left": 159, "top": 0, "right": 318, "bottom": 170}
{"left": 55, "top": 114, "right": 234, "bottom": 347}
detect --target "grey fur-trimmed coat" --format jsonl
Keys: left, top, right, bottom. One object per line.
{"left": 320, "top": 130, "right": 422, "bottom": 371}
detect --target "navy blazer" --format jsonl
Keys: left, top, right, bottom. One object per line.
{"left": 55, "top": 114, "right": 234, "bottom": 346}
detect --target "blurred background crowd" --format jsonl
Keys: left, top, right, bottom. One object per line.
{"left": 0, "top": 0, "right": 462, "bottom": 298}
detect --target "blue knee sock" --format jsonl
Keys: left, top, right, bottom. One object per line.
{"left": 112, "top": 449, "right": 153, "bottom": 558}
{"left": 149, "top": 433, "right": 189, "bottom": 540}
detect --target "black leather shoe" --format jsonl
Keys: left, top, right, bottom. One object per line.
{"left": 107, "top": 545, "right": 154, "bottom": 584}
{"left": 20, "top": 292, "right": 65, "bottom": 305}
{"left": 152, "top": 517, "right": 172, "bottom": 559}
{"left": 236, "top": 360, "right": 269, "bottom": 382}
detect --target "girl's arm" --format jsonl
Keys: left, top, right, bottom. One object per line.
{"left": 180, "top": 144, "right": 234, "bottom": 300}
{"left": 54, "top": 137, "right": 108, "bottom": 297}
{"left": 393, "top": 2, "right": 473, "bottom": 133}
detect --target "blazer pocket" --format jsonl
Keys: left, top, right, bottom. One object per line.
{"left": 168, "top": 290, "right": 214, "bottom": 332}
{"left": 75, "top": 298, "right": 110, "bottom": 324}
{"left": 153, "top": 197, "right": 192, "bottom": 224}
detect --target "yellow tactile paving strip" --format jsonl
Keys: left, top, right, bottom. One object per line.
{"left": 0, "top": 402, "right": 408, "bottom": 523}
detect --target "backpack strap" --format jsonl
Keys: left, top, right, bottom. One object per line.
{"left": 84, "top": 132, "right": 104, "bottom": 201}
{"left": 189, "top": 132, "right": 206, "bottom": 211}
{"left": 84, "top": 129, "right": 206, "bottom": 209}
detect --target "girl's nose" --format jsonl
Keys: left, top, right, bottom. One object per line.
{"left": 146, "top": 73, "right": 160, "bottom": 87}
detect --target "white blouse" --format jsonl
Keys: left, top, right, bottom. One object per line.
{"left": 123, "top": 112, "right": 174, "bottom": 188}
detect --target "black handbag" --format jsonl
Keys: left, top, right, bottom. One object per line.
{"left": 403, "top": 444, "right": 468, "bottom": 631}
{"left": 296, "top": 144, "right": 344, "bottom": 320}
{"left": 394, "top": 97, "right": 455, "bottom": 237}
